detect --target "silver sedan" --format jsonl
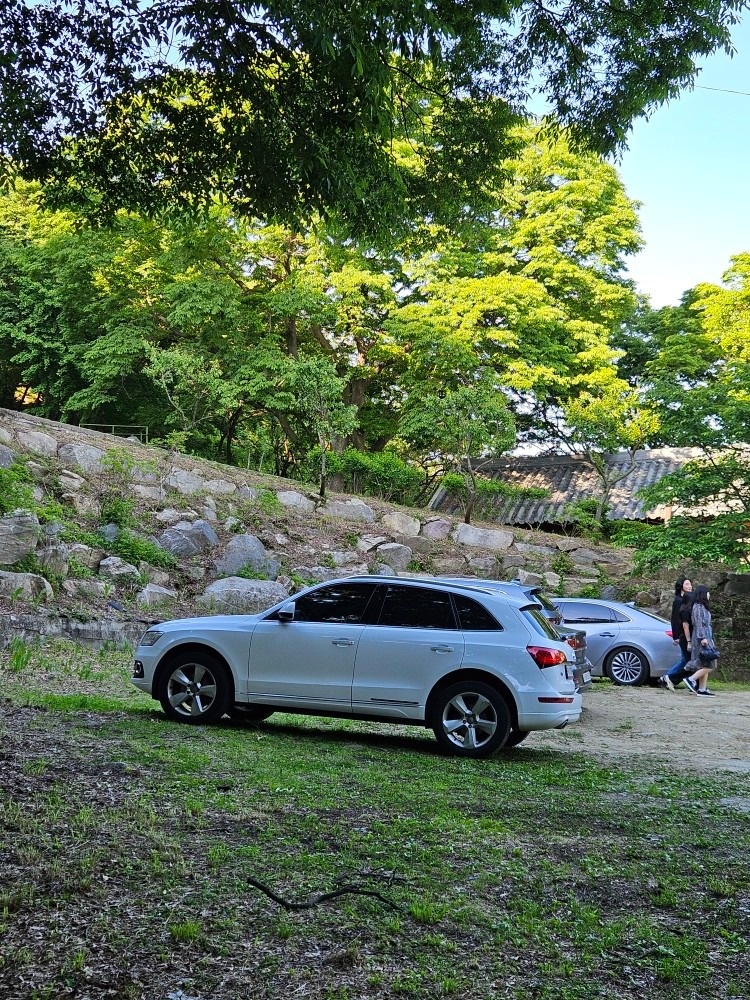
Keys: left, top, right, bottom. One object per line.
{"left": 552, "top": 598, "right": 676, "bottom": 686}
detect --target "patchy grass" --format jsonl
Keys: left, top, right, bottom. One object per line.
{"left": 0, "top": 641, "right": 748, "bottom": 1000}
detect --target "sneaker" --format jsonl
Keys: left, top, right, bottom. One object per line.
{"left": 683, "top": 677, "right": 698, "bottom": 694}
{"left": 662, "top": 674, "right": 675, "bottom": 691}
{"left": 697, "top": 688, "right": 716, "bottom": 697}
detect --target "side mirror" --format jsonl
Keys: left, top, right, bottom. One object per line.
{"left": 277, "top": 602, "right": 296, "bottom": 622}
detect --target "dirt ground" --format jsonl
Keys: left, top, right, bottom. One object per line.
{"left": 532, "top": 681, "right": 750, "bottom": 775}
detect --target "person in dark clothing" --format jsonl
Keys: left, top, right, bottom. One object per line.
{"left": 658, "top": 577, "right": 693, "bottom": 691}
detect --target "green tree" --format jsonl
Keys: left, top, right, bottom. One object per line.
{"left": 400, "top": 376, "right": 516, "bottom": 524}
{"left": 285, "top": 356, "right": 357, "bottom": 498}
{"left": 1, "top": 2, "right": 744, "bottom": 229}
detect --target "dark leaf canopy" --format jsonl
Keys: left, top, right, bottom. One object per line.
{"left": 0, "top": 1, "right": 746, "bottom": 228}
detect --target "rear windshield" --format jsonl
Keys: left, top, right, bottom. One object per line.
{"left": 631, "top": 607, "right": 669, "bottom": 625}
{"left": 521, "top": 605, "right": 559, "bottom": 640}
{"left": 533, "top": 591, "right": 559, "bottom": 615}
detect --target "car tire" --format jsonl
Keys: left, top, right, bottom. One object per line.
{"left": 605, "top": 647, "right": 650, "bottom": 686}
{"left": 430, "top": 681, "right": 511, "bottom": 758}
{"left": 159, "top": 651, "right": 232, "bottom": 724}
{"left": 502, "top": 729, "right": 530, "bottom": 749}
{"left": 227, "top": 704, "right": 275, "bottom": 723}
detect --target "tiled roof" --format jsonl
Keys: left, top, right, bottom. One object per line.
{"left": 430, "top": 448, "right": 705, "bottom": 525}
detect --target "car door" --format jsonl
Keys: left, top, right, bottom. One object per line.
{"left": 352, "top": 583, "right": 464, "bottom": 719}
{"left": 555, "top": 601, "right": 623, "bottom": 669}
{"left": 246, "top": 582, "right": 378, "bottom": 710}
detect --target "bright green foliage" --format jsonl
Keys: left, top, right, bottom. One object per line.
{"left": 302, "top": 448, "right": 427, "bottom": 506}
{"left": 440, "top": 472, "right": 548, "bottom": 525}
{"left": 0, "top": 461, "right": 35, "bottom": 515}
{"left": 400, "top": 377, "right": 516, "bottom": 523}
{"left": 1, "top": 128, "right": 643, "bottom": 483}
{"left": 285, "top": 356, "right": 357, "bottom": 498}
{"left": 1, "top": 2, "right": 742, "bottom": 231}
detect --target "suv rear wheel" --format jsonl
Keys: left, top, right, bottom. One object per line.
{"left": 431, "top": 681, "right": 511, "bottom": 758}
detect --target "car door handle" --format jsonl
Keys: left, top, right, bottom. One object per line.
{"left": 600, "top": 632, "right": 616, "bottom": 637}
{"left": 431, "top": 645, "right": 454, "bottom": 653}
{"left": 331, "top": 638, "right": 354, "bottom": 646}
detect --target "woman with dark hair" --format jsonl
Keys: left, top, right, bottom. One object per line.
{"left": 685, "top": 585, "right": 717, "bottom": 697}
{"left": 659, "top": 577, "right": 693, "bottom": 690}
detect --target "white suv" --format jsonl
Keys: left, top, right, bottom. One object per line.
{"left": 132, "top": 576, "right": 582, "bottom": 758}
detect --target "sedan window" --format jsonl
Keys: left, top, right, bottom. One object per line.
{"left": 377, "top": 585, "right": 457, "bottom": 630}
{"left": 453, "top": 594, "right": 503, "bottom": 631}
{"left": 557, "top": 602, "right": 615, "bottom": 624}
{"left": 286, "top": 583, "right": 377, "bottom": 623}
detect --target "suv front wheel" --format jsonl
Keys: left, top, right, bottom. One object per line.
{"left": 430, "top": 681, "right": 511, "bottom": 758}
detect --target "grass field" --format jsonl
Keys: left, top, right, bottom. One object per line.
{"left": 1, "top": 640, "right": 748, "bottom": 1000}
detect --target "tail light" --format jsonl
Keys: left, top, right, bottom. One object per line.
{"left": 666, "top": 630, "right": 673, "bottom": 639}
{"left": 564, "top": 635, "right": 585, "bottom": 650}
{"left": 527, "top": 645, "right": 567, "bottom": 668}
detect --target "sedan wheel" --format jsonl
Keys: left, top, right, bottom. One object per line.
{"left": 605, "top": 648, "right": 650, "bottom": 686}
{"left": 431, "top": 681, "right": 510, "bottom": 758}
{"left": 159, "top": 652, "right": 231, "bottom": 723}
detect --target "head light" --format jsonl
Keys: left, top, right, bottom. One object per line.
{"left": 139, "top": 630, "right": 164, "bottom": 647}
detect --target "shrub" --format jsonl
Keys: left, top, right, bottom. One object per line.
{"left": 0, "top": 462, "right": 35, "bottom": 515}
{"left": 299, "top": 448, "right": 425, "bottom": 506}
{"left": 440, "top": 472, "right": 548, "bottom": 521}
{"left": 109, "top": 531, "right": 175, "bottom": 569}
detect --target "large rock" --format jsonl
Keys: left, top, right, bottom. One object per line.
{"left": 329, "top": 551, "right": 361, "bottom": 567}
{"left": 16, "top": 430, "right": 58, "bottom": 457}
{"left": 321, "top": 498, "right": 376, "bottom": 523}
{"left": 514, "top": 542, "right": 557, "bottom": 557}
{"left": 37, "top": 544, "right": 69, "bottom": 577}
{"left": 197, "top": 577, "right": 289, "bottom": 612}
{"left": 154, "top": 508, "right": 198, "bottom": 525}
{"left": 555, "top": 537, "right": 582, "bottom": 552}
{"left": 158, "top": 519, "right": 219, "bottom": 557}
{"left": 382, "top": 511, "right": 421, "bottom": 537}
{"left": 131, "top": 484, "right": 165, "bottom": 501}
{"left": 420, "top": 518, "right": 453, "bottom": 540}
{"left": 204, "top": 478, "right": 237, "bottom": 495}
{"left": 357, "top": 535, "right": 388, "bottom": 553}
{"left": 726, "top": 573, "right": 750, "bottom": 597}
{"left": 214, "top": 533, "right": 280, "bottom": 578}
{"left": 0, "top": 570, "right": 53, "bottom": 602}
{"left": 136, "top": 583, "right": 179, "bottom": 607}
{"left": 467, "top": 556, "right": 499, "bottom": 578}
{"left": 433, "top": 555, "right": 468, "bottom": 575}
{"left": 57, "top": 442, "right": 106, "bottom": 474}
{"left": 0, "top": 511, "right": 39, "bottom": 566}
{"left": 61, "top": 579, "right": 109, "bottom": 599}
{"left": 166, "top": 468, "right": 205, "bottom": 495}
{"left": 0, "top": 444, "right": 15, "bottom": 468}
{"left": 291, "top": 565, "right": 339, "bottom": 583}
{"left": 376, "top": 542, "right": 413, "bottom": 572}
{"left": 67, "top": 543, "right": 105, "bottom": 571}
{"left": 277, "top": 490, "right": 316, "bottom": 513}
{"left": 97, "top": 556, "right": 141, "bottom": 585}
{"left": 517, "top": 569, "right": 544, "bottom": 586}
{"left": 58, "top": 469, "right": 87, "bottom": 492}
{"left": 452, "top": 523, "right": 514, "bottom": 551}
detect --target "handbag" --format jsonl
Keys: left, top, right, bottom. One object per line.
{"left": 699, "top": 643, "right": 720, "bottom": 664}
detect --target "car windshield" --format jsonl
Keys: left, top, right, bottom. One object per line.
{"left": 520, "top": 605, "right": 559, "bottom": 640}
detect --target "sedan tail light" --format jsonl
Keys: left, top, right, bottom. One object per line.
{"left": 666, "top": 630, "right": 673, "bottom": 639}
{"left": 564, "top": 635, "right": 585, "bottom": 650}
{"left": 527, "top": 645, "right": 568, "bottom": 668}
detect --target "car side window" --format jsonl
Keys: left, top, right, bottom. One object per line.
{"left": 284, "top": 583, "right": 377, "bottom": 623}
{"left": 558, "top": 602, "right": 614, "bottom": 624}
{"left": 453, "top": 594, "right": 502, "bottom": 631}
{"left": 377, "top": 585, "right": 458, "bottom": 630}
{"left": 613, "top": 610, "right": 631, "bottom": 622}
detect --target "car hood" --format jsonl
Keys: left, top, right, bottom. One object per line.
{"left": 146, "top": 613, "right": 264, "bottom": 634}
